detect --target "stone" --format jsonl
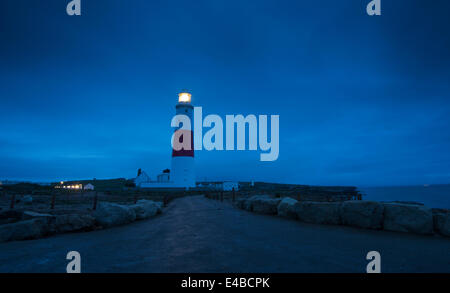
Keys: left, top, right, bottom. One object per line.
{"left": 0, "top": 210, "right": 23, "bottom": 221}
{"left": 130, "top": 200, "right": 161, "bottom": 220}
{"left": 243, "top": 198, "right": 253, "bottom": 211}
{"left": 294, "top": 202, "right": 341, "bottom": 225}
{"left": 383, "top": 203, "right": 433, "bottom": 235}
{"left": 233, "top": 198, "right": 247, "bottom": 210}
{"left": 22, "top": 211, "right": 54, "bottom": 220}
{"left": 49, "top": 214, "right": 96, "bottom": 234}
{"left": 432, "top": 209, "right": 450, "bottom": 237}
{"left": 277, "top": 197, "right": 298, "bottom": 219}
{"left": 340, "top": 201, "right": 384, "bottom": 230}
{"left": 0, "top": 218, "right": 48, "bottom": 242}
{"left": 248, "top": 195, "right": 281, "bottom": 215}
{"left": 22, "top": 195, "right": 33, "bottom": 204}
{"left": 93, "top": 202, "right": 136, "bottom": 228}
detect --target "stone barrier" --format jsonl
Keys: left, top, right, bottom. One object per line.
{"left": 383, "top": 203, "right": 433, "bottom": 235}
{"left": 0, "top": 200, "right": 164, "bottom": 243}
{"left": 277, "top": 197, "right": 298, "bottom": 219}
{"left": 433, "top": 209, "right": 450, "bottom": 237}
{"left": 294, "top": 201, "right": 341, "bottom": 225}
{"left": 230, "top": 195, "right": 449, "bottom": 237}
{"left": 340, "top": 201, "right": 384, "bottom": 230}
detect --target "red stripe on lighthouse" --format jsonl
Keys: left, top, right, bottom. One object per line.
{"left": 172, "top": 129, "right": 194, "bottom": 157}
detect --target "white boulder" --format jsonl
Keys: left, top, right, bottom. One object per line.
{"left": 340, "top": 201, "right": 384, "bottom": 230}
{"left": 432, "top": 210, "right": 450, "bottom": 237}
{"left": 0, "top": 218, "right": 48, "bottom": 242}
{"left": 295, "top": 202, "right": 341, "bottom": 225}
{"left": 130, "top": 200, "right": 161, "bottom": 220}
{"left": 22, "top": 195, "right": 33, "bottom": 204}
{"left": 277, "top": 197, "right": 298, "bottom": 219}
{"left": 50, "top": 214, "right": 96, "bottom": 233}
{"left": 248, "top": 195, "right": 281, "bottom": 215}
{"left": 93, "top": 202, "right": 136, "bottom": 228}
{"left": 383, "top": 203, "right": 433, "bottom": 235}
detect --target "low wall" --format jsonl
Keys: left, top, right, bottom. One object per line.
{"left": 0, "top": 200, "right": 163, "bottom": 243}
{"left": 232, "top": 195, "right": 450, "bottom": 237}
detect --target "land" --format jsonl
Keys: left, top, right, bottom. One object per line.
{"left": 0, "top": 180, "right": 361, "bottom": 217}
{"left": 0, "top": 195, "right": 449, "bottom": 273}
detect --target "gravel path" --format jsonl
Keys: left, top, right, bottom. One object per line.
{"left": 0, "top": 195, "right": 449, "bottom": 273}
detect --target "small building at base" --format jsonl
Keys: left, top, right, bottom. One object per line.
{"left": 222, "top": 181, "right": 239, "bottom": 191}
{"left": 84, "top": 183, "right": 95, "bottom": 191}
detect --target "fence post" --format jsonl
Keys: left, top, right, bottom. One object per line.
{"left": 220, "top": 191, "right": 223, "bottom": 202}
{"left": 10, "top": 194, "right": 16, "bottom": 209}
{"left": 134, "top": 191, "right": 138, "bottom": 204}
{"left": 232, "top": 188, "right": 235, "bottom": 202}
{"left": 163, "top": 195, "right": 168, "bottom": 207}
{"left": 93, "top": 191, "right": 98, "bottom": 210}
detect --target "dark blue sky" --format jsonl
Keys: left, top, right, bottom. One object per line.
{"left": 1, "top": 0, "right": 449, "bottom": 186}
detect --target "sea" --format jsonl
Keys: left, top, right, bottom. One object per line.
{"left": 358, "top": 185, "right": 450, "bottom": 209}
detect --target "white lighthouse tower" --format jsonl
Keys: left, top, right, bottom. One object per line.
{"left": 171, "top": 92, "right": 196, "bottom": 188}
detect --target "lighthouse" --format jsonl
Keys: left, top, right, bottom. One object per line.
{"left": 171, "top": 92, "right": 196, "bottom": 188}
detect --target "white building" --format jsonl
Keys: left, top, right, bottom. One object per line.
{"left": 84, "top": 183, "right": 95, "bottom": 190}
{"left": 222, "top": 181, "right": 239, "bottom": 191}
{"left": 134, "top": 171, "right": 151, "bottom": 187}
{"left": 157, "top": 173, "right": 170, "bottom": 182}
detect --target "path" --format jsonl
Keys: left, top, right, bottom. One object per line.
{"left": 0, "top": 196, "right": 449, "bottom": 272}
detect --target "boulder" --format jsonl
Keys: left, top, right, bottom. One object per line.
{"left": 243, "top": 197, "right": 254, "bottom": 211}
{"left": 22, "top": 195, "right": 33, "bottom": 205}
{"left": 383, "top": 203, "right": 433, "bottom": 235}
{"left": 233, "top": 197, "right": 248, "bottom": 210}
{"left": 93, "top": 202, "right": 136, "bottom": 228}
{"left": 130, "top": 200, "right": 161, "bottom": 220}
{"left": 340, "top": 201, "right": 384, "bottom": 230}
{"left": 49, "top": 214, "right": 96, "bottom": 234}
{"left": 0, "top": 218, "right": 48, "bottom": 242}
{"left": 432, "top": 209, "right": 450, "bottom": 237}
{"left": 0, "top": 210, "right": 24, "bottom": 224}
{"left": 22, "top": 211, "right": 54, "bottom": 221}
{"left": 277, "top": 197, "right": 298, "bottom": 219}
{"left": 248, "top": 195, "right": 281, "bottom": 215}
{"left": 295, "top": 202, "right": 341, "bottom": 225}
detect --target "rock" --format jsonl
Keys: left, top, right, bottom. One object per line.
{"left": 248, "top": 195, "right": 281, "bottom": 215}
{"left": 383, "top": 203, "right": 433, "bottom": 235}
{"left": 93, "top": 202, "right": 136, "bottom": 228}
{"left": 234, "top": 196, "right": 256, "bottom": 211}
{"left": 22, "top": 195, "right": 33, "bottom": 204}
{"left": 0, "top": 210, "right": 24, "bottom": 224}
{"left": 390, "top": 201, "right": 424, "bottom": 206}
{"left": 294, "top": 202, "right": 341, "bottom": 225}
{"left": 432, "top": 209, "right": 450, "bottom": 237}
{"left": 22, "top": 211, "right": 54, "bottom": 221}
{"left": 130, "top": 200, "right": 161, "bottom": 220}
{"left": 243, "top": 197, "right": 253, "bottom": 211}
{"left": 156, "top": 201, "right": 163, "bottom": 213}
{"left": 277, "top": 197, "right": 298, "bottom": 219}
{"left": 233, "top": 198, "right": 247, "bottom": 210}
{"left": 0, "top": 218, "right": 48, "bottom": 242}
{"left": 340, "top": 201, "right": 384, "bottom": 230}
{"left": 49, "top": 214, "right": 96, "bottom": 234}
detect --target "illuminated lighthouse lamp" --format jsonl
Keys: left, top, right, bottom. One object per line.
{"left": 178, "top": 92, "right": 191, "bottom": 103}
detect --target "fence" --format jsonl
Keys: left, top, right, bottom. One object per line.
{"left": 0, "top": 188, "right": 193, "bottom": 213}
